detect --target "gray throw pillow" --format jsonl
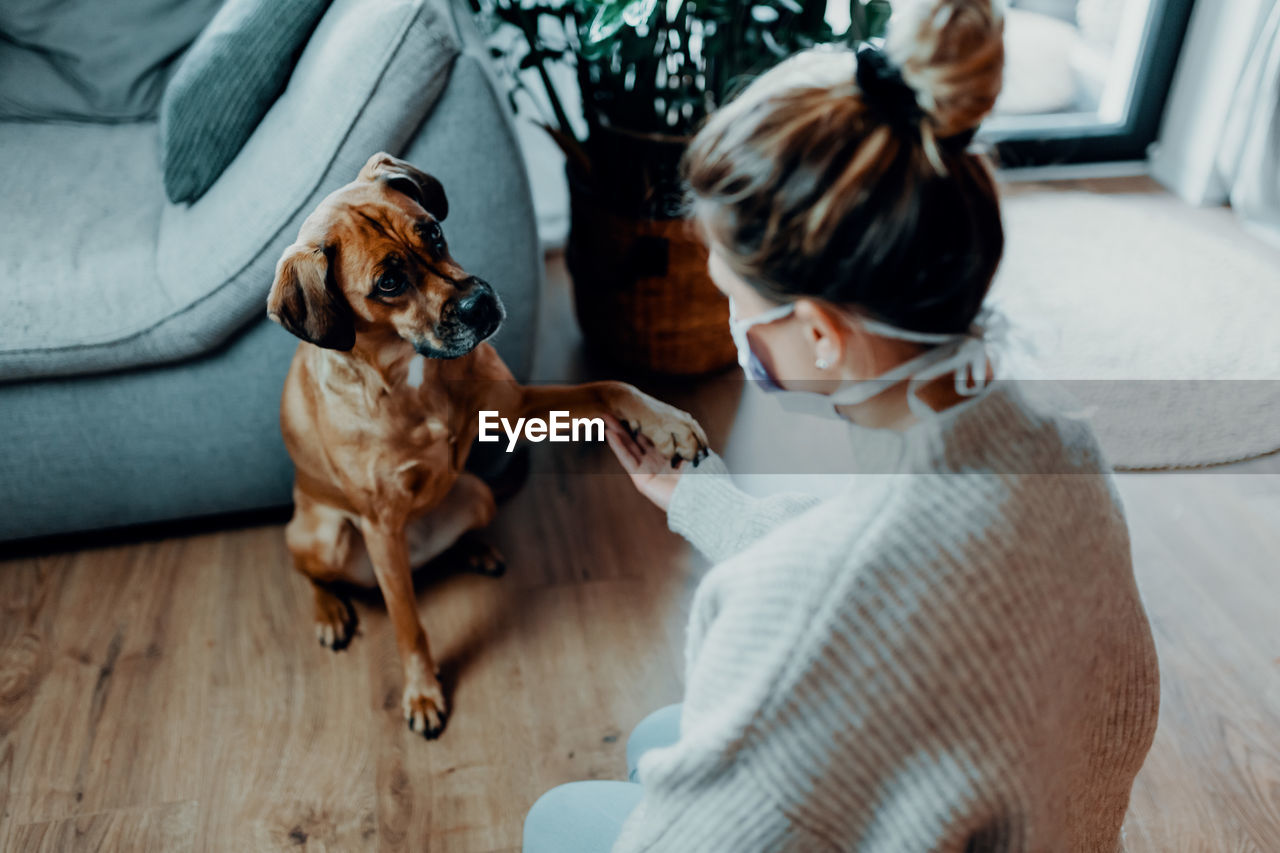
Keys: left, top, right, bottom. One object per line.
{"left": 0, "top": 0, "right": 223, "bottom": 121}
{"left": 160, "top": 0, "right": 332, "bottom": 204}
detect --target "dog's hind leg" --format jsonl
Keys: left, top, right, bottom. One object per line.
{"left": 285, "top": 489, "right": 367, "bottom": 651}
{"left": 404, "top": 473, "right": 503, "bottom": 577}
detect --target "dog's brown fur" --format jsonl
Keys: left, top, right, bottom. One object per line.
{"left": 268, "top": 153, "right": 706, "bottom": 738}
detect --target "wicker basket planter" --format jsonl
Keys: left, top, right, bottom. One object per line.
{"left": 564, "top": 123, "right": 736, "bottom": 376}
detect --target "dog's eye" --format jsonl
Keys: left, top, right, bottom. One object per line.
{"left": 375, "top": 272, "right": 407, "bottom": 297}
{"left": 421, "top": 221, "right": 446, "bottom": 254}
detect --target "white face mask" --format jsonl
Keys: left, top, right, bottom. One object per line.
{"left": 727, "top": 296, "right": 997, "bottom": 420}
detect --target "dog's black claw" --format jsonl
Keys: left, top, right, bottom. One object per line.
{"left": 694, "top": 446, "right": 709, "bottom": 465}
{"left": 671, "top": 454, "right": 682, "bottom": 469}
{"left": 423, "top": 714, "right": 447, "bottom": 740}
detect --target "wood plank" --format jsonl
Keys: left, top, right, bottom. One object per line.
{"left": 192, "top": 525, "right": 379, "bottom": 853}
{"left": 8, "top": 800, "right": 198, "bottom": 853}
{"left": 1119, "top": 474, "right": 1280, "bottom": 852}
{"left": 1, "top": 537, "right": 213, "bottom": 825}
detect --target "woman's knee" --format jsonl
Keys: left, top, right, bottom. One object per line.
{"left": 523, "top": 780, "right": 643, "bottom": 853}
{"left": 626, "top": 704, "right": 682, "bottom": 782}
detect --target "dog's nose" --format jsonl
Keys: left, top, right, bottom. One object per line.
{"left": 456, "top": 280, "right": 505, "bottom": 336}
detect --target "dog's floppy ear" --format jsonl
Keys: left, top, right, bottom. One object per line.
{"left": 358, "top": 151, "right": 448, "bottom": 221}
{"left": 267, "top": 242, "right": 355, "bottom": 351}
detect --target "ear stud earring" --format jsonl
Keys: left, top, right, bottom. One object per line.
{"left": 815, "top": 358, "right": 831, "bottom": 370}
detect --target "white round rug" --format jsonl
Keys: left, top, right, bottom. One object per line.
{"left": 988, "top": 191, "right": 1280, "bottom": 470}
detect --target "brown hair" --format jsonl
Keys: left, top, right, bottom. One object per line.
{"left": 683, "top": 0, "right": 1005, "bottom": 335}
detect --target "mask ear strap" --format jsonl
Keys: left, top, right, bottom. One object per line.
{"left": 730, "top": 298, "right": 795, "bottom": 328}
{"left": 826, "top": 341, "right": 958, "bottom": 407}
{"left": 905, "top": 337, "right": 992, "bottom": 418}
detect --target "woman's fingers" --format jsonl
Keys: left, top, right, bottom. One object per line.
{"left": 605, "top": 429, "right": 642, "bottom": 470}
{"left": 603, "top": 414, "right": 628, "bottom": 435}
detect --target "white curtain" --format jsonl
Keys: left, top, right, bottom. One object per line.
{"left": 1216, "top": 1, "right": 1280, "bottom": 245}
{"left": 1152, "top": 0, "right": 1280, "bottom": 241}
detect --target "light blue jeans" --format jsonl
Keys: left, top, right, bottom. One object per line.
{"left": 523, "top": 704, "right": 682, "bottom": 853}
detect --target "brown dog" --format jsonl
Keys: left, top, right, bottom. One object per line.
{"left": 267, "top": 152, "right": 706, "bottom": 738}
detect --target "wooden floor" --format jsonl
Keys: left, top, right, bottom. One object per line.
{"left": 2, "top": 178, "right": 1279, "bottom": 852}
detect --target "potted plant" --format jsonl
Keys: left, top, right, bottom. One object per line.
{"left": 473, "top": 0, "right": 892, "bottom": 374}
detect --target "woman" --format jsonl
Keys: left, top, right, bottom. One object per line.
{"left": 524, "top": 0, "right": 1159, "bottom": 850}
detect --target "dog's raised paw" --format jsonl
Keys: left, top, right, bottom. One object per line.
{"left": 616, "top": 391, "right": 709, "bottom": 464}
{"left": 403, "top": 682, "right": 448, "bottom": 740}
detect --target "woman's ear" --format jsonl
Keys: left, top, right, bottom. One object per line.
{"left": 793, "top": 299, "right": 851, "bottom": 369}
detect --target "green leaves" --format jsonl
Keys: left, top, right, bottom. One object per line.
{"left": 866, "top": 0, "right": 892, "bottom": 38}
{"left": 849, "top": 0, "right": 892, "bottom": 42}
{"left": 480, "top": 0, "right": 894, "bottom": 149}
{"left": 622, "top": 0, "right": 659, "bottom": 26}
{"left": 583, "top": 0, "right": 658, "bottom": 45}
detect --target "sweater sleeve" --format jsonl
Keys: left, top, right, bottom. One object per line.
{"left": 666, "top": 452, "right": 822, "bottom": 564}
{"left": 611, "top": 545, "right": 834, "bottom": 853}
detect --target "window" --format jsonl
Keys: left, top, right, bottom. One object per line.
{"left": 981, "top": 0, "right": 1197, "bottom": 164}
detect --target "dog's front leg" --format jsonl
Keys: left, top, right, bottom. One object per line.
{"left": 360, "top": 518, "right": 447, "bottom": 739}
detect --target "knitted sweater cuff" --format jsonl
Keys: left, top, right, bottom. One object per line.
{"left": 667, "top": 452, "right": 751, "bottom": 562}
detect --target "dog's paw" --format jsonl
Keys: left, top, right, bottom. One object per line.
{"left": 315, "top": 590, "right": 358, "bottom": 652}
{"left": 453, "top": 538, "right": 506, "bottom": 578}
{"left": 614, "top": 389, "right": 709, "bottom": 465}
{"left": 403, "top": 677, "right": 448, "bottom": 740}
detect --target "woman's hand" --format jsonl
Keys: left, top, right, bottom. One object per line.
{"left": 604, "top": 414, "right": 687, "bottom": 512}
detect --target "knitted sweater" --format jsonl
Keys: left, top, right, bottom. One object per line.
{"left": 613, "top": 383, "right": 1160, "bottom": 852}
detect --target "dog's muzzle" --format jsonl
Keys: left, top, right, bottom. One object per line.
{"left": 455, "top": 278, "right": 505, "bottom": 342}
{"left": 416, "top": 277, "right": 506, "bottom": 359}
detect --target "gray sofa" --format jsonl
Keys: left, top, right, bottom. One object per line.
{"left": 0, "top": 0, "right": 542, "bottom": 543}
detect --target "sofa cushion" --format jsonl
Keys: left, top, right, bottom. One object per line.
{"left": 0, "top": 121, "right": 171, "bottom": 357}
{"left": 160, "top": 0, "right": 334, "bottom": 203}
{"left": 0, "top": 0, "right": 223, "bottom": 121}
{"left": 0, "top": 0, "right": 461, "bottom": 383}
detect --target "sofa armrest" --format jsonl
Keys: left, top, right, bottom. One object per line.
{"left": 156, "top": 0, "right": 461, "bottom": 320}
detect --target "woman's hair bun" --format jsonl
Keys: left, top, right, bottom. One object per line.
{"left": 885, "top": 0, "right": 1005, "bottom": 141}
